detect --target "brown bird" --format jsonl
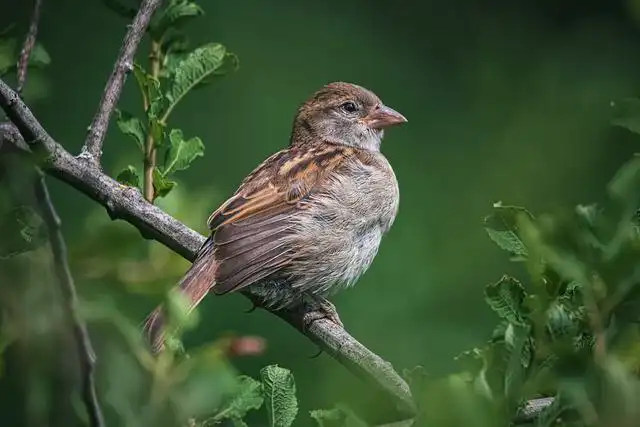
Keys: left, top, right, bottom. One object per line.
{"left": 143, "top": 82, "right": 407, "bottom": 352}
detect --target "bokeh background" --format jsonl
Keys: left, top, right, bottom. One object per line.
{"left": 3, "top": 0, "right": 640, "bottom": 424}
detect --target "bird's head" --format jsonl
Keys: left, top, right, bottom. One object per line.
{"left": 291, "top": 82, "right": 407, "bottom": 151}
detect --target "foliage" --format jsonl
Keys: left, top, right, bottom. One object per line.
{"left": 106, "top": 0, "right": 238, "bottom": 202}
{"left": 400, "top": 142, "right": 640, "bottom": 425}
{"left": 6, "top": 1, "right": 640, "bottom": 427}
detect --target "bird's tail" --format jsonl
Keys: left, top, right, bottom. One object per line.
{"left": 142, "top": 237, "right": 218, "bottom": 353}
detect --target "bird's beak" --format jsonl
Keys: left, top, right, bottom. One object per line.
{"left": 364, "top": 104, "right": 407, "bottom": 129}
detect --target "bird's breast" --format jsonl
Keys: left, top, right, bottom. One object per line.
{"left": 286, "top": 153, "right": 399, "bottom": 296}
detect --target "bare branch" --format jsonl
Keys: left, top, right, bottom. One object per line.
{"left": 16, "top": 0, "right": 43, "bottom": 95}
{"left": 80, "top": 0, "right": 163, "bottom": 162}
{"left": 0, "top": 77, "right": 417, "bottom": 421}
{"left": 34, "top": 172, "right": 105, "bottom": 427}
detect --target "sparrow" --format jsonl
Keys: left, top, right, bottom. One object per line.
{"left": 143, "top": 82, "right": 407, "bottom": 352}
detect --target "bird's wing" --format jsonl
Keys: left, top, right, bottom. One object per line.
{"left": 207, "top": 144, "right": 355, "bottom": 295}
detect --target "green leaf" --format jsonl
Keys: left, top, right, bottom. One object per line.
{"left": 611, "top": 97, "right": 640, "bottom": 135}
{"left": 0, "top": 205, "right": 48, "bottom": 259}
{"left": 484, "top": 202, "right": 534, "bottom": 258}
{"left": 152, "top": 167, "right": 177, "bottom": 199}
{"left": 485, "top": 275, "right": 528, "bottom": 326}
{"left": 150, "top": 0, "right": 204, "bottom": 39}
{"left": 115, "top": 165, "right": 140, "bottom": 188}
{"left": 546, "top": 301, "right": 578, "bottom": 342}
{"left": 163, "top": 128, "right": 204, "bottom": 175}
{"left": 504, "top": 324, "right": 532, "bottom": 408}
{"left": 260, "top": 365, "right": 298, "bottom": 427}
{"left": 115, "top": 109, "right": 146, "bottom": 152}
{"left": 163, "top": 43, "right": 229, "bottom": 119}
{"left": 210, "top": 376, "right": 264, "bottom": 424}
{"left": 132, "top": 63, "right": 164, "bottom": 118}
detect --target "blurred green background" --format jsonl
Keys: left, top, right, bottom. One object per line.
{"left": 4, "top": 0, "right": 640, "bottom": 423}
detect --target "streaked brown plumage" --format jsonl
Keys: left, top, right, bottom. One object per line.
{"left": 143, "top": 82, "right": 406, "bottom": 352}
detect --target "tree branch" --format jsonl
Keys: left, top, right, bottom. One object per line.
{"left": 80, "top": 0, "right": 163, "bottom": 162}
{"left": 0, "top": 77, "right": 558, "bottom": 423}
{"left": 0, "top": 78, "right": 417, "bottom": 420}
{"left": 34, "top": 172, "right": 105, "bottom": 427}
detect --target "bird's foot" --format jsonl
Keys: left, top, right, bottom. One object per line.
{"left": 243, "top": 301, "right": 259, "bottom": 314}
{"left": 300, "top": 295, "right": 344, "bottom": 332}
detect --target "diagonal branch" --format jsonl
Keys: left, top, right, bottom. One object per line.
{"left": 0, "top": 83, "right": 559, "bottom": 423}
{"left": 80, "top": 0, "right": 163, "bottom": 162}
{"left": 0, "top": 78, "right": 417, "bottom": 421}
{"left": 34, "top": 172, "right": 105, "bottom": 427}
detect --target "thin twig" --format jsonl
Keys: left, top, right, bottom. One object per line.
{"left": 16, "top": 0, "right": 43, "bottom": 95}
{"left": 34, "top": 172, "right": 105, "bottom": 427}
{"left": 80, "top": 0, "right": 163, "bottom": 162}
{"left": 143, "top": 40, "right": 162, "bottom": 202}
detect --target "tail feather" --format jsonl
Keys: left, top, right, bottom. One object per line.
{"left": 142, "top": 238, "right": 217, "bottom": 353}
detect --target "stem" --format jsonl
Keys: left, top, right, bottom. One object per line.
{"left": 34, "top": 173, "right": 105, "bottom": 427}
{"left": 143, "top": 40, "right": 162, "bottom": 202}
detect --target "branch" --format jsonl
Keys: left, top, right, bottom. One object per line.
{"left": 80, "top": 0, "right": 163, "bottom": 162}
{"left": 0, "top": 77, "right": 562, "bottom": 424}
{"left": 16, "top": 0, "right": 43, "bottom": 95}
{"left": 0, "top": 78, "right": 417, "bottom": 421}
{"left": 34, "top": 172, "right": 105, "bottom": 427}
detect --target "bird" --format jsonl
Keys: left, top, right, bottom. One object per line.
{"left": 142, "top": 81, "right": 407, "bottom": 352}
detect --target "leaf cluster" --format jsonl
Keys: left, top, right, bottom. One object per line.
{"left": 107, "top": 0, "right": 238, "bottom": 201}
{"left": 401, "top": 152, "right": 640, "bottom": 426}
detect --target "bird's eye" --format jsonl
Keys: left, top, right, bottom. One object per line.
{"left": 341, "top": 101, "right": 358, "bottom": 113}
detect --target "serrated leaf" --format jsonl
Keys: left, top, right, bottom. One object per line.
{"left": 115, "top": 109, "right": 146, "bottom": 152}
{"left": 115, "top": 165, "right": 140, "bottom": 188}
{"left": 163, "top": 43, "right": 229, "bottom": 119}
{"left": 260, "top": 365, "right": 298, "bottom": 427}
{"left": 484, "top": 203, "right": 534, "bottom": 258}
{"left": 485, "top": 275, "right": 528, "bottom": 326}
{"left": 152, "top": 167, "right": 176, "bottom": 199}
{"left": 0, "top": 205, "right": 48, "bottom": 259}
{"left": 210, "top": 376, "right": 263, "bottom": 424}
{"left": 150, "top": 0, "right": 204, "bottom": 39}
{"left": 163, "top": 128, "right": 204, "bottom": 175}
{"left": 611, "top": 97, "right": 640, "bottom": 135}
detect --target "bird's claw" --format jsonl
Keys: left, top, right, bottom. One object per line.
{"left": 300, "top": 295, "right": 344, "bottom": 332}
